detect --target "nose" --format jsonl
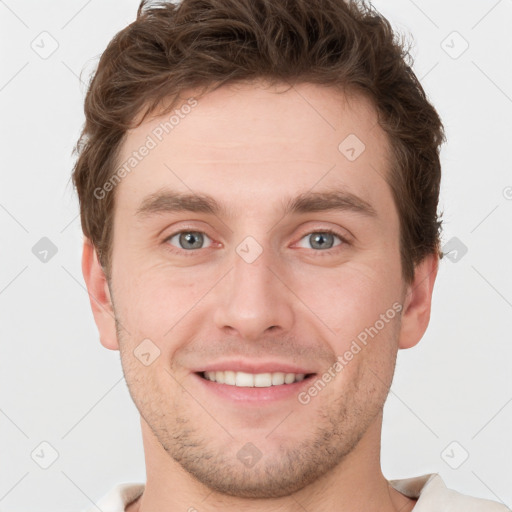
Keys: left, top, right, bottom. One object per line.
{"left": 212, "top": 243, "right": 295, "bottom": 341}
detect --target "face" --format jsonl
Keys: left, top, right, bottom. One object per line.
{"left": 85, "top": 81, "right": 436, "bottom": 499}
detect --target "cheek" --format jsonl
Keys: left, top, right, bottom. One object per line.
{"left": 114, "top": 264, "right": 216, "bottom": 340}
{"left": 295, "top": 262, "right": 403, "bottom": 351}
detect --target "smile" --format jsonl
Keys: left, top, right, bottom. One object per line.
{"left": 199, "top": 370, "right": 314, "bottom": 387}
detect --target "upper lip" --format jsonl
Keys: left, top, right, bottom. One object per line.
{"left": 192, "top": 359, "right": 317, "bottom": 375}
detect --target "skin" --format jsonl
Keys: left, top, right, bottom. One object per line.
{"left": 82, "top": 81, "right": 438, "bottom": 512}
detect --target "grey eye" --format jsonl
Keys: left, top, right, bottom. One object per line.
{"left": 297, "top": 232, "right": 342, "bottom": 250}
{"left": 168, "top": 231, "right": 212, "bottom": 250}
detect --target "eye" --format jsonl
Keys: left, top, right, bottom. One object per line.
{"left": 165, "top": 231, "right": 213, "bottom": 251}
{"left": 296, "top": 229, "right": 346, "bottom": 251}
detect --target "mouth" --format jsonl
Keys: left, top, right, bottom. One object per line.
{"left": 193, "top": 370, "right": 317, "bottom": 404}
{"left": 197, "top": 370, "right": 316, "bottom": 387}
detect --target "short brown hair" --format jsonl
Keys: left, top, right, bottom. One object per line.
{"left": 72, "top": 0, "right": 445, "bottom": 284}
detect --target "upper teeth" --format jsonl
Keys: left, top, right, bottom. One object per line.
{"left": 203, "top": 371, "right": 306, "bottom": 387}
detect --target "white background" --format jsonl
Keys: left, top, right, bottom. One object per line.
{"left": 0, "top": 0, "right": 511, "bottom": 510}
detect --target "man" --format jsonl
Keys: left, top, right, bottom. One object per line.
{"left": 72, "top": 0, "right": 509, "bottom": 510}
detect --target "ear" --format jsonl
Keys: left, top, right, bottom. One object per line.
{"left": 81, "top": 238, "right": 119, "bottom": 351}
{"left": 398, "top": 252, "right": 439, "bottom": 350}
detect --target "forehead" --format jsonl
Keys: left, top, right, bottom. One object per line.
{"left": 114, "top": 81, "right": 394, "bottom": 220}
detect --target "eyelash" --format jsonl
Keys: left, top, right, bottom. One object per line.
{"left": 162, "top": 228, "right": 350, "bottom": 257}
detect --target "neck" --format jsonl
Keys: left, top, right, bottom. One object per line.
{"left": 128, "top": 414, "right": 416, "bottom": 512}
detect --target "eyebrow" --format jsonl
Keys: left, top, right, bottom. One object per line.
{"left": 135, "top": 188, "right": 377, "bottom": 219}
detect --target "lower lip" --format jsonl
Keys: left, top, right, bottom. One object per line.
{"left": 192, "top": 372, "right": 316, "bottom": 404}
